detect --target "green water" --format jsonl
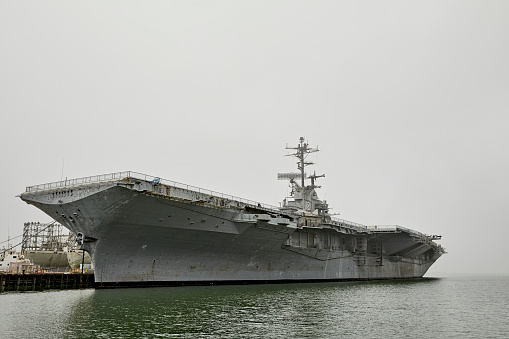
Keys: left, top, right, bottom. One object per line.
{"left": 1, "top": 276, "right": 508, "bottom": 338}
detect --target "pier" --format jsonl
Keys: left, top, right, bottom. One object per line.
{"left": 0, "top": 273, "right": 94, "bottom": 292}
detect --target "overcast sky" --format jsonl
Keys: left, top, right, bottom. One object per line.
{"left": 1, "top": 1, "right": 508, "bottom": 276}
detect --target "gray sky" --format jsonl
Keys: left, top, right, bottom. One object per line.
{"left": 1, "top": 1, "right": 508, "bottom": 275}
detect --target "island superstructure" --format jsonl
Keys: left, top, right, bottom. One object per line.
{"left": 19, "top": 138, "right": 444, "bottom": 287}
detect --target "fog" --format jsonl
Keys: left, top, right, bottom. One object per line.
{"left": 1, "top": 1, "right": 508, "bottom": 275}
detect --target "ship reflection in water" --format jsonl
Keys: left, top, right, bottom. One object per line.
{"left": 1, "top": 276, "right": 508, "bottom": 338}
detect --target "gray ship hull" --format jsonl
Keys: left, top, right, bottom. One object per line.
{"left": 19, "top": 173, "right": 443, "bottom": 286}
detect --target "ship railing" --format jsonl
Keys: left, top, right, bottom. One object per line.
{"left": 126, "top": 171, "right": 281, "bottom": 212}
{"left": 328, "top": 217, "right": 367, "bottom": 232}
{"left": 25, "top": 171, "right": 282, "bottom": 211}
{"left": 25, "top": 171, "right": 132, "bottom": 192}
{"left": 24, "top": 172, "right": 437, "bottom": 240}
{"left": 365, "top": 225, "right": 433, "bottom": 241}
{"left": 365, "top": 225, "right": 398, "bottom": 232}
{"left": 24, "top": 171, "right": 282, "bottom": 211}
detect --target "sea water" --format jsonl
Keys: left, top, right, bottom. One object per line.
{"left": 1, "top": 275, "right": 508, "bottom": 338}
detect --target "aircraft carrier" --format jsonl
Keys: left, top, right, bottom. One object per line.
{"left": 18, "top": 138, "right": 444, "bottom": 287}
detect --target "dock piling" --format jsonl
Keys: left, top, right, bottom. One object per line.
{"left": 0, "top": 273, "right": 94, "bottom": 292}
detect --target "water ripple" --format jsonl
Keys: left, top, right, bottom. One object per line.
{"left": 1, "top": 276, "right": 508, "bottom": 338}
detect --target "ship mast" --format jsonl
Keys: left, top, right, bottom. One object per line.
{"left": 278, "top": 137, "right": 327, "bottom": 213}
{"left": 285, "top": 137, "right": 319, "bottom": 188}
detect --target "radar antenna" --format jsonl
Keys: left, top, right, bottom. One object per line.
{"left": 308, "top": 171, "right": 325, "bottom": 188}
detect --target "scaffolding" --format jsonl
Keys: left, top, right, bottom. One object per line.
{"left": 21, "top": 222, "right": 76, "bottom": 252}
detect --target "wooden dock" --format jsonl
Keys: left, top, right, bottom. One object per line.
{"left": 0, "top": 273, "right": 95, "bottom": 292}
